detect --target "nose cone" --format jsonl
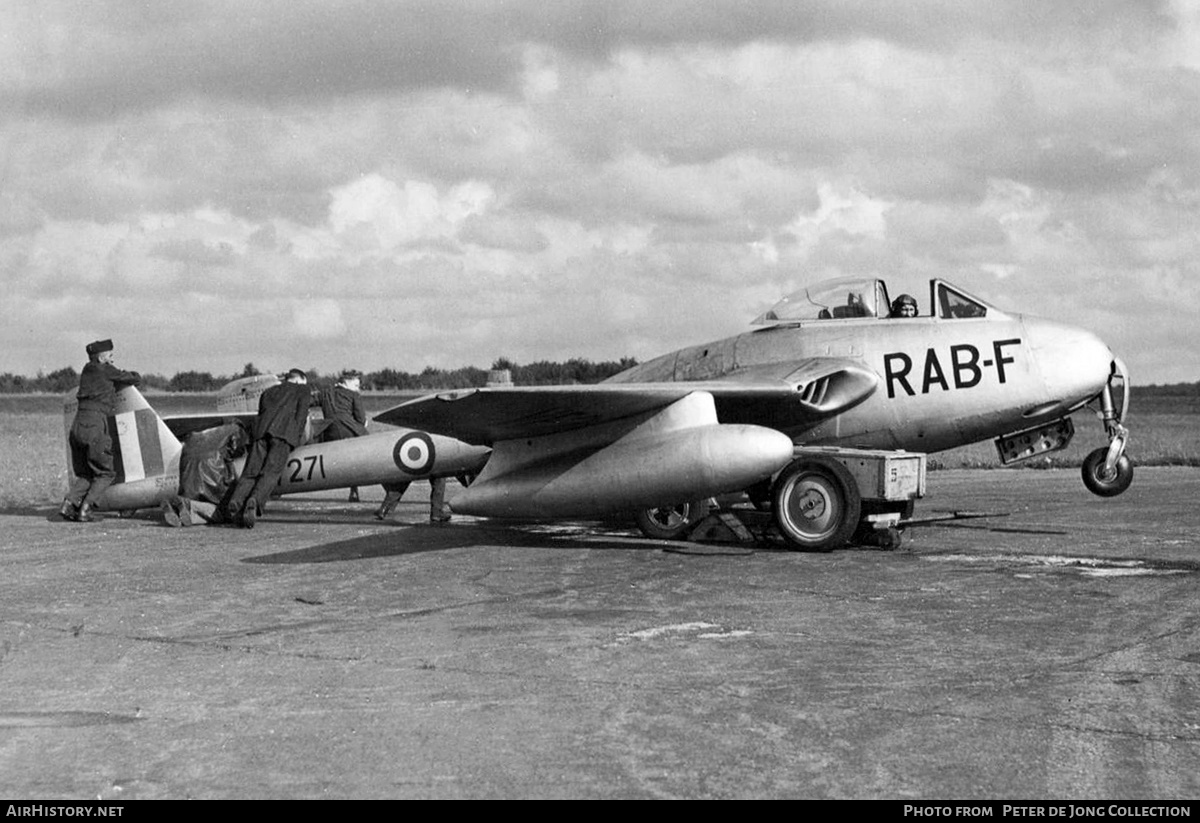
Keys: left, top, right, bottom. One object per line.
{"left": 1024, "top": 318, "right": 1115, "bottom": 408}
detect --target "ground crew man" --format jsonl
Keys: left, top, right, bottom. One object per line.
{"left": 61, "top": 339, "right": 141, "bottom": 522}
{"left": 320, "top": 368, "right": 368, "bottom": 501}
{"left": 319, "top": 369, "right": 368, "bottom": 440}
{"left": 221, "top": 368, "right": 314, "bottom": 528}
{"left": 374, "top": 477, "right": 451, "bottom": 523}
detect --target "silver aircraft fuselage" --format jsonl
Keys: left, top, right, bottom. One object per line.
{"left": 612, "top": 311, "right": 1118, "bottom": 455}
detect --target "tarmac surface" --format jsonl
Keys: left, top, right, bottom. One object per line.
{"left": 1, "top": 467, "right": 1198, "bottom": 800}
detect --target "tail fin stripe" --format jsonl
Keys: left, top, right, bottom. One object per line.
{"left": 113, "top": 410, "right": 146, "bottom": 482}
{"left": 136, "top": 407, "right": 165, "bottom": 476}
{"left": 111, "top": 414, "right": 126, "bottom": 482}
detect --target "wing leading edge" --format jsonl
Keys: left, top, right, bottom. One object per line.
{"left": 373, "top": 357, "right": 878, "bottom": 445}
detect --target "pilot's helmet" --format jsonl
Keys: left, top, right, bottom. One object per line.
{"left": 892, "top": 294, "right": 917, "bottom": 317}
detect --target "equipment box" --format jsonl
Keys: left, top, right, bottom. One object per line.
{"left": 796, "top": 446, "right": 926, "bottom": 502}
{"left": 995, "top": 417, "right": 1075, "bottom": 465}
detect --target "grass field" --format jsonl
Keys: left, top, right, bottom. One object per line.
{"left": 3, "top": 392, "right": 1197, "bottom": 509}
{"left": 930, "top": 410, "right": 1200, "bottom": 470}
{"left": 2, "top": 412, "right": 71, "bottom": 508}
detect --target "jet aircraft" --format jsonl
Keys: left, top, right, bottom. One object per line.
{"left": 375, "top": 276, "right": 1132, "bottom": 550}
{"left": 61, "top": 375, "right": 491, "bottom": 517}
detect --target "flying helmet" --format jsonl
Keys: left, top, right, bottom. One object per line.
{"left": 892, "top": 293, "right": 917, "bottom": 315}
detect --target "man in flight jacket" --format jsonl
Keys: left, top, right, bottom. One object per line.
{"left": 222, "top": 368, "right": 313, "bottom": 528}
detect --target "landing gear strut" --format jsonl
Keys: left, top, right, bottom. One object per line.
{"left": 1083, "top": 358, "right": 1133, "bottom": 498}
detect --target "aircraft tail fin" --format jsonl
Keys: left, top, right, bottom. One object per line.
{"left": 63, "top": 386, "right": 185, "bottom": 509}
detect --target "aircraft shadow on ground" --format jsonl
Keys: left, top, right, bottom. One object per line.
{"left": 243, "top": 520, "right": 658, "bottom": 565}
{"left": 4, "top": 505, "right": 161, "bottom": 523}
{"left": 2, "top": 505, "right": 58, "bottom": 518}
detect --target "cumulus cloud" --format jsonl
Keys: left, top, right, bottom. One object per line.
{"left": 0, "top": 0, "right": 1197, "bottom": 383}
{"left": 291, "top": 299, "right": 346, "bottom": 340}
{"left": 784, "top": 183, "right": 891, "bottom": 259}
{"left": 328, "top": 173, "right": 494, "bottom": 253}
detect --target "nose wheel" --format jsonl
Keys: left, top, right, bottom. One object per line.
{"left": 1082, "top": 440, "right": 1133, "bottom": 498}
{"left": 1083, "top": 360, "right": 1133, "bottom": 498}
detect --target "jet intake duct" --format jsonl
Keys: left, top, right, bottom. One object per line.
{"left": 798, "top": 377, "right": 831, "bottom": 407}
{"left": 786, "top": 361, "right": 878, "bottom": 415}
{"left": 452, "top": 391, "right": 795, "bottom": 518}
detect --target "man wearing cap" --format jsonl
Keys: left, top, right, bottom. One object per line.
{"left": 60, "top": 339, "right": 142, "bottom": 522}
{"left": 320, "top": 370, "right": 368, "bottom": 440}
{"left": 221, "top": 368, "right": 315, "bottom": 528}
{"left": 319, "top": 369, "right": 369, "bottom": 501}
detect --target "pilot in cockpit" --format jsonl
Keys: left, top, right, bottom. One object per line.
{"left": 891, "top": 293, "right": 918, "bottom": 318}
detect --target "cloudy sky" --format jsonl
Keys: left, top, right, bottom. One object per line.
{"left": 2, "top": 1, "right": 1198, "bottom": 384}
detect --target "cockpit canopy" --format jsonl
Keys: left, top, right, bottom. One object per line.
{"left": 751, "top": 276, "right": 997, "bottom": 325}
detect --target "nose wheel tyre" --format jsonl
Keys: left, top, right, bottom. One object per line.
{"left": 1081, "top": 447, "right": 1133, "bottom": 497}
{"left": 635, "top": 499, "right": 710, "bottom": 540}
{"left": 772, "top": 457, "right": 861, "bottom": 551}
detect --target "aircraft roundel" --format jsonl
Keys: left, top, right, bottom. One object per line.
{"left": 393, "top": 431, "right": 436, "bottom": 475}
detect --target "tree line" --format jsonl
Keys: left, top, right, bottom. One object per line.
{"left": 0, "top": 357, "right": 640, "bottom": 394}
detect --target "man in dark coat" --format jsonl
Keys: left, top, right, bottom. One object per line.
{"left": 319, "top": 369, "right": 368, "bottom": 440}
{"left": 61, "top": 339, "right": 142, "bottom": 522}
{"left": 222, "top": 368, "right": 314, "bottom": 528}
{"left": 319, "top": 369, "right": 369, "bottom": 502}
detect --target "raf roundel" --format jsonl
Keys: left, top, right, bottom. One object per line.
{"left": 392, "top": 431, "right": 436, "bottom": 475}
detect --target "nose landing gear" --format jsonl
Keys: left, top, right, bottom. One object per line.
{"left": 1082, "top": 359, "right": 1133, "bottom": 498}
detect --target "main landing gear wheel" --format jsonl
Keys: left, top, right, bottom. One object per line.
{"left": 1081, "top": 447, "right": 1134, "bottom": 498}
{"left": 635, "top": 500, "right": 710, "bottom": 540}
{"left": 772, "top": 457, "right": 861, "bottom": 552}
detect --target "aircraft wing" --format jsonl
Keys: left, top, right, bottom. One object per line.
{"left": 373, "top": 357, "right": 878, "bottom": 445}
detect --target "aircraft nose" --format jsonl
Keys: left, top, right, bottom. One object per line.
{"left": 1025, "top": 318, "right": 1115, "bottom": 408}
